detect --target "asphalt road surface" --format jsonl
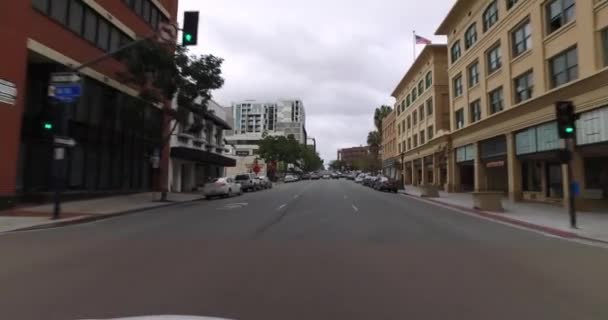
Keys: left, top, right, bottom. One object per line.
{"left": 2, "top": 179, "right": 608, "bottom": 320}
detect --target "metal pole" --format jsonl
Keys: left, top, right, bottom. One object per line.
{"left": 566, "top": 138, "right": 577, "bottom": 228}
{"left": 74, "top": 34, "right": 156, "bottom": 72}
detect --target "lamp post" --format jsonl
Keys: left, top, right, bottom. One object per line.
{"left": 307, "top": 137, "right": 317, "bottom": 152}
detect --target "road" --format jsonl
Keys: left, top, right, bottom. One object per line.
{"left": 1, "top": 179, "right": 608, "bottom": 320}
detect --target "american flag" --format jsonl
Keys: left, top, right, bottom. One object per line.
{"left": 415, "top": 35, "right": 432, "bottom": 45}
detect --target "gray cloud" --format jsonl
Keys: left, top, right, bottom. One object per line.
{"left": 179, "top": 0, "right": 454, "bottom": 162}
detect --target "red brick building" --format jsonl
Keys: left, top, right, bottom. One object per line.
{"left": 337, "top": 146, "right": 370, "bottom": 168}
{"left": 0, "top": 0, "right": 178, "bottom": 209}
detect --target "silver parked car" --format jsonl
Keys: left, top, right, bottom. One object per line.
{"left": 203, "top": 177, "right": 242, "bottom": 198}
{"left": 235, "top": 173, "right": 258, "bottom": 192}
{"left": 258, "top": 176, "right": 273, "bottom": 189}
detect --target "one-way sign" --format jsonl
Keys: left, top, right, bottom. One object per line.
{"left": 49, "top": 72, "right": 82, "bottom": 103}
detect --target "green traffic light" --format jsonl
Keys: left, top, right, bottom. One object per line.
{"left": 565, "top": 127, "right": 574, "bottom": 133}
{"left": 184, "top": 33, "right": 193, "bottom": 42}
{"left": 43, "top": 123, "right": 53, "bottom": 130}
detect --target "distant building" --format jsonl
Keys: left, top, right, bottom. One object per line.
{"left": 337, "top": 146, "right": 370, "bottom": 168}
{"left": 381, "top": 110, "right": 398, "bottom": 179}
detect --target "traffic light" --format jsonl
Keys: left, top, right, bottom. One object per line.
{"left": 182, "top": 11, "right": 199, "bottom": 46}
{"left": 555, "top": 101, "right": 577, "bottom": 139}
{"left": 43, "top": 122, "right": 54, "bottom": 130}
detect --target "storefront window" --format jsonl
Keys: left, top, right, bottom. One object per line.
{"left": 585, "top": 157, "right": 608, "bottom": 191}
{"left": 522, "top": 161, "right": 542, "bottom": 192}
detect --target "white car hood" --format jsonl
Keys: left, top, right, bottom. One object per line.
{"left": 83, "top": 316, "right": 234, "bottom": 320}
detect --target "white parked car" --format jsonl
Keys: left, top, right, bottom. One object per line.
{"left": 284, "top": 174, "right": 297, "bottom": 183}
{"left": 355, "top": 174, "right": 366, "bottom": 183}
{"left": 203, "top": 177, "right": 242, "bottom": 198}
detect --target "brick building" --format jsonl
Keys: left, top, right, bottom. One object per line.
{"left": 337, "top": 146, "right": 370, "bottom": 169}
{"left": 0, "top": 0, "right": 178, "bottom": 209}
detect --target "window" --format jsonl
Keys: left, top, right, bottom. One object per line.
{"left": 487, "top": 44, "right": 502, "bottom": 73}
{"left": 451, "top": 41, "right": 462, "bottom": 63}
{"left": 406, "top": 94, "right": 411, "bottom": 107}
{"left": 465, "top": 23, "right": 477, "bottom": 49}
{"left": 428, "top": 126, "right": 434, "bottom": 140}
{"left": 603, "top": 28, "right": 608, "bottom": 67}
{"left": 489, "top": 87, "right": 504, "bottom": 114}
{"left": 398, "top": 123, "right": 401, "bottom": 134}
{"left": 514, "top": 70, "right": 534, "bottom": 103}
{"left": 546, "top": 0, "right": 575, "bottom": 34}
{"left": 407, "top": 116, "right": 411, "bottom": 129}
{"left": 512, "top": 20, "right": 532, "bottom": 57}
{"left": 412, "top": 88, "right": 417, "bottom": 101}
{"left": 110, "top": 27, "right": 121, "bottom": 52}
{"left": 468, "top": 62, "right": 479, "bottom": 87}
{"left": 413, "top": 112, "right": 418, "bottom": 125}
{"left": 399, "top": 142, "right": 402, "bottom": 153}
{"left": 32, "top": 0, "right": 48, "bottom": 12}
{"left": 419, "top": 105, "right": 425, "bottom": 120}
{"left": 507, "top": 0, "right": 519, "bottom": 10}
{"left": 134, "top": 0, "right": 143, "bottom": 16}
{"left": 470, "top": 100, "right": 482, "bottom": 123}
{"left": 418, "top": 81, "right": 424, "bottom": 95}
{"left": 455, "top": 109, "right": 465, "bottom": 129}
{"left": 420, "top": 130, "right": 426, "bottom": 144}
{"left": 453, "top": 75, "right": 463, "bottom": 97}
{"left": 407, "top": 138, "right": 412, "bottom": 150}
{"left": 143, "top": 0, "right": 151, "bottom": 23}
{"left": 425, "top": 71, "right": 432, "bottom": 88}
{"left": 483, "top": 1, "right": 499, "bottom": 32}
{"left": 83, "top": 8, "right": 98, "bottom": 43}
{"left": 522, "top": 161, "right": 542, "bottom": 191}
{"left": 426, "top": 98, "right": 433, "bottom": 116}
{"left": 50, "top": 0, "right": 68, "bottom": 24}
{"left": 413, "top": 134, "right": 418, "bottom": 147}
{"left": 68, "top": 0, "right": 84, "bottom": 34}
{"left": 401, "top": 120, "right": 406, "bottom": 132}
{"left": 549, "top": 47, "right": 578, "bottom": 88}
{"left": 151, "top": 7, "right": 159, "bottom": 30}
{"left": 97, "top": 19, "right": 110, "bottom": 51}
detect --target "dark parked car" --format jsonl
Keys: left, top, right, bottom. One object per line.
{"left": 375, "top": 177, "right": 400, "bottom": 193}
{"left": 311, "top": 173, "right": 321, "bottom": 180}
{"left": 302, "top": 173, "right": 312, "bottom": 180}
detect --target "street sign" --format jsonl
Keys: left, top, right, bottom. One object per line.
{"left": 54, "top": 147, "right": 65, "bottom": 160}
{"left": 48, "top": 84, "right": 82, "bottom": 102}
{"left": 0, "top": 79, "right": 17, "bottom": 105}
{"left": 50, "top": 72, "right": 81, "bottom": 83}
{"left": 158, "top": 22, "right": 178, "bottom": 44}
{"left": 54, "top": 136, "right": 77, "bottom": 147}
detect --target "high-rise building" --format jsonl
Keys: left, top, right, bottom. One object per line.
{"left": 227, "top": 99, "right": 307, "bottom": 157}
{"left": 0, "top": 0, "right": 179, "bottom": 209}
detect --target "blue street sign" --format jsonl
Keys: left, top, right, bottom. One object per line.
{"left": 571, "top": 182, "right": 580, "bottom": 197}
{"left": 50, "top": 83, "right": 82, "bottom": 101}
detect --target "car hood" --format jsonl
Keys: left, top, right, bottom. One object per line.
{"left": 82, "top": 316, "right": 234, "bottom": 320}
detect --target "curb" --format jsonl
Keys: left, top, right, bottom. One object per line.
{"left": 8, "top": 199, "right": 203, "bottom": 233}
{"left": 400, "top": 192, "right": 608, "bottom": 245}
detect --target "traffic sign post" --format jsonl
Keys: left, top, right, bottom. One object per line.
{"left": 47, "top": 72, "right": 81, "bottom": 219}
{"left": 555, "top": 101, "right": 578, "bottom": 228}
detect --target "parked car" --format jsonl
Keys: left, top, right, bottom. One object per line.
{"left": 355, "top": 174, "right": 366, "bottom": 183}
{"left": 235, "top": 173, "right": 258, "bottom": 192}
{"left": 302, "top": 173, "right": 311, "bottom": 180}
{"left": 375, "top": 177, "right": 400, "bottom": 193}
{"left": 331, "top": 173, "right": 340, "bottom": 179}
{"left": 311, "top": 173, "right": 321, "bottom": 180}
{"left": 258, "top": 176, "right": 273, "bottom": 189}
{"left": 322, "top": 173, "right": 331, "bottom": 179}
{"left": 363, "top": 175, "right": 379, "bottom": 187}
{"left": 284, "top": 174, "right": 297, "bottom": 183}
{"left": 203, "top": 177, "right": 242, "bottom": 198}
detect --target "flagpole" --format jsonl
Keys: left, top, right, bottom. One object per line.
{"left": 413, "top": 30, "right": 416, "bottom": 60}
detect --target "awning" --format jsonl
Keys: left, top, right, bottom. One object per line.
{"left": 171, "top": 147, "right": 236, "bottom": 167}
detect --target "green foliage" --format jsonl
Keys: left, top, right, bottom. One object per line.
{"left": 116, "top": 40, "right": 224, "bottom": 127}
{"left": 258, "top": 135, "right": 323, "bottom": 172}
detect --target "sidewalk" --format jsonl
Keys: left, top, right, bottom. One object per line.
{"left": 402, "top": 186, "right": 608, "bottom": 243}
{"left": 0, "top": 192, "right": 204, "bottom": 233}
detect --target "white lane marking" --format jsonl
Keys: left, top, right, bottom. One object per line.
{"left": 277, "top": 204, "right": 287, "bottom": 211}
{"left": 352, "top": 204, "right": 359, "bottom": 212}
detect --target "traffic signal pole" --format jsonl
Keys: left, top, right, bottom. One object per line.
{"left": 565, "top": 138, "right": 577, "bottom": 228}
{"left": 555, "top": 101, "right": 578, "bottom": 228}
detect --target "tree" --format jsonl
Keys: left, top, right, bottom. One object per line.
{"left": 374, "top": 105, "right": 393, "bottom": 134}
{"left": 117, "top": 40, "right": 224, "bottom": 137}
{"left": 301, "top": 146, "right": 323, "bottom": 172}
{"left": 328, "top": 160, "right": 347, "bottom": 171}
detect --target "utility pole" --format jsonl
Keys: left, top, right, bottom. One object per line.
{"left": 555, "top": 101, "right": 578, "bottom": 228}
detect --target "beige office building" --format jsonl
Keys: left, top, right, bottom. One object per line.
{"left": 392, "top": 45, "right": 451, "bottom": 189}
{"left": 436, "top": 0, "right": 608, "bottom": 210}
{"left": 381, "top": 110, "right": 398, "bottom": 179}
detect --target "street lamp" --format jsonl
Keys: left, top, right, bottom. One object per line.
{"left": 307, "top": 137, "right": 317, "bottom": 152}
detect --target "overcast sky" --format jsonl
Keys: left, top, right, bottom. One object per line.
{"left": 178, "top": 0, "right": 454, "bottom": 162}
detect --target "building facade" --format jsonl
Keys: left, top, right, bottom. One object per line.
{"left": 168, "top": 100, "right": 236, "bottom": 192}
{"left": 381, "top": 110, "right": 398, "bottom": 179}
{"left": 337, "top": 146, "right": 370, "bottom": 169}
{"left": 227, "top": 99, "right": 307, "bottom": 156}
{"left": 436, "top": 0, "right": 608, "bottom": 209}
{"left": 0, "top": 0, "right": 178, "bottom": 208}
{"left": 391, "top": 45, "right": 451, "bottom": 189}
